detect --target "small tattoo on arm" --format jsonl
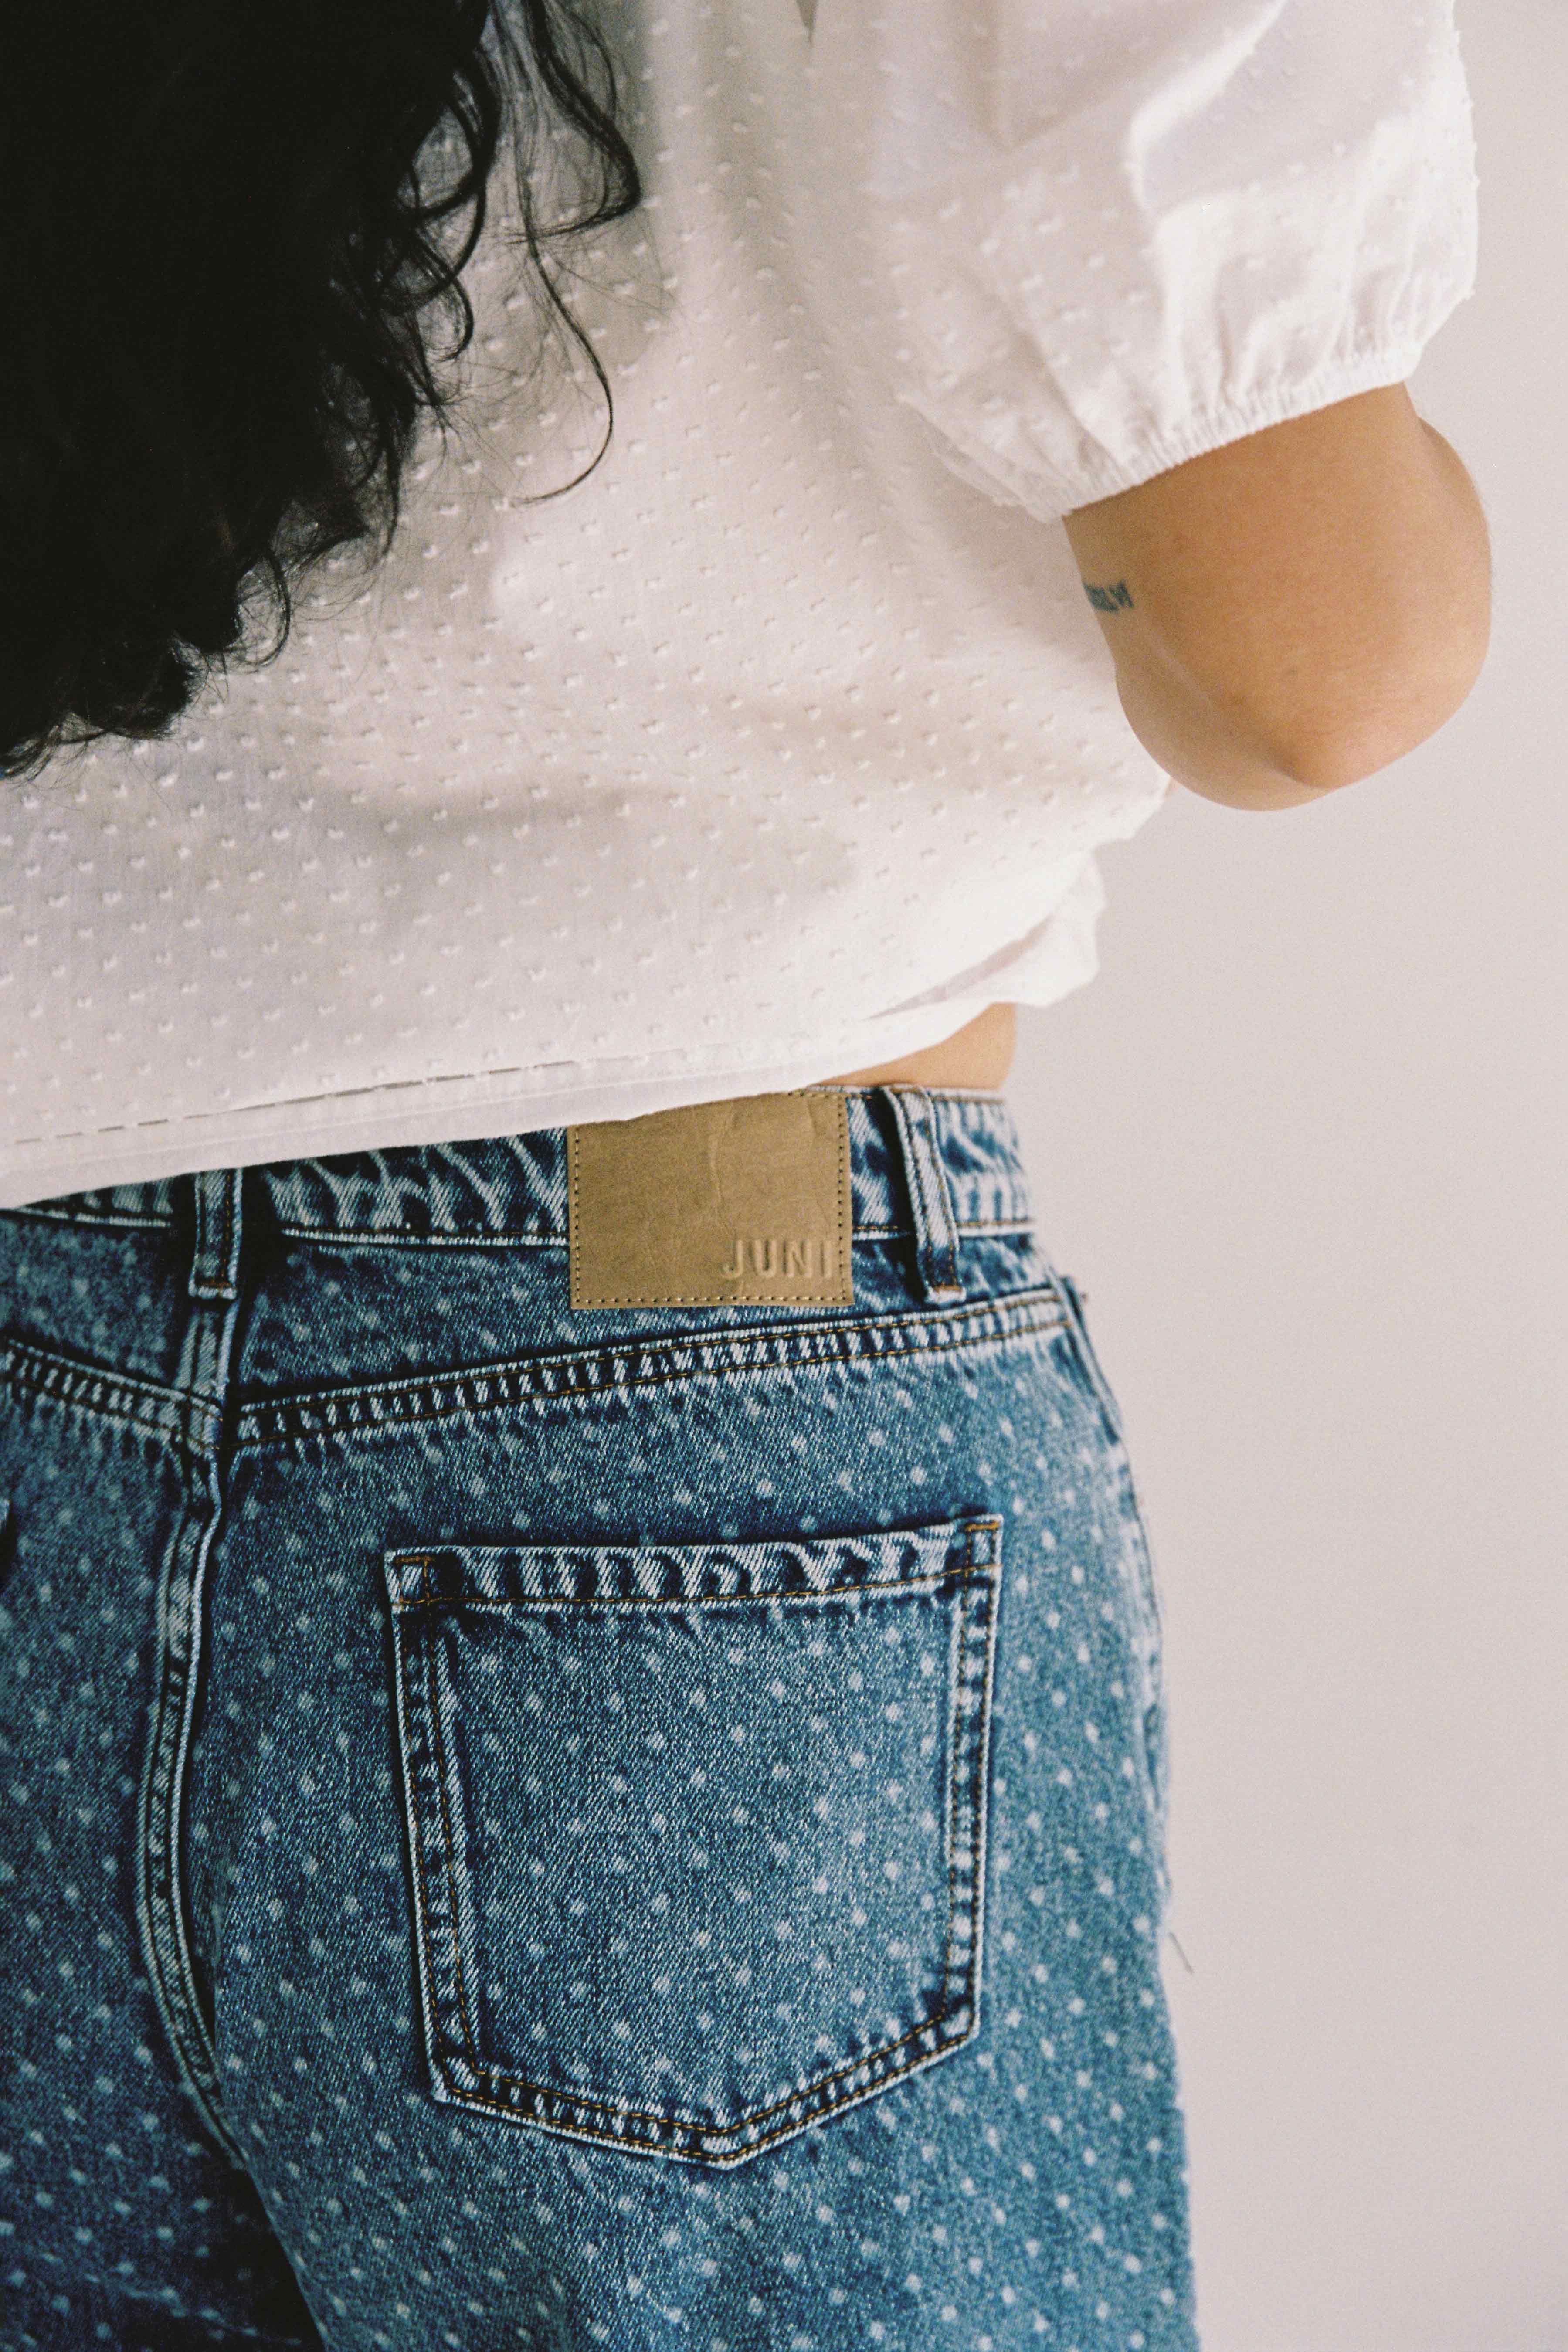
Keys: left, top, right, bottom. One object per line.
{"left": 1082, "top": 578, "right": 1134, "bottom": 613}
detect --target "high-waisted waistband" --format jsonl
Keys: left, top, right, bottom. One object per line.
{"left": 8, "top": 1087, "right": 1032, "bottom": 1294}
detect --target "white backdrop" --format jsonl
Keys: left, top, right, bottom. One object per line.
{"left": 1006, "top": 3, "right": 1567, "bottom": 2345}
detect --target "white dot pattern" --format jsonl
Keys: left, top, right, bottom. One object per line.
{"left": 0, "top": 0, "right": 1475, "bottom": 1210}
{"left": 0, "top": 1093, "right": 1197, "bottom": 2346}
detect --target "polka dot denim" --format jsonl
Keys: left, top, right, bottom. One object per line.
{"left": 0, "top": 1086, "right": 1197, "bottom": 2351}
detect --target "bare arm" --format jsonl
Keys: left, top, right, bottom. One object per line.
{"left": 1061, "top": 385, "right": 1492, "bottom": 810}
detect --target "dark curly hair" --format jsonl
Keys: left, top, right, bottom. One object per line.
{"left": 0, "top": 0, "right": 642, "bottom": 782}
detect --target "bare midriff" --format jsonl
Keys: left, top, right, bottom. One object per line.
{"left": 817, "top": 1000, "right": 1016, "bottom": 1091}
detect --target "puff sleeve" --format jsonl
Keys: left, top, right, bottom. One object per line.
{"left": 798, "top": 0, "right": 1480, "bottom": 518}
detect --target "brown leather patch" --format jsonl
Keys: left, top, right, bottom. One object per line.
{"left": 567, "top": 1090, "right": 853, "bottom": 1309}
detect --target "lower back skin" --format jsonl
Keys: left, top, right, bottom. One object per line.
{"left": 818, "top": 1000, "right": 1016, "bottom": 1091}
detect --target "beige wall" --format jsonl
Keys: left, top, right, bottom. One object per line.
{"left": 1006, "top": 3, "right": 1568, "bottom": 2344}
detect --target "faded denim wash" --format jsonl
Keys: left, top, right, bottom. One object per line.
{"left": 0, "top": 1085, "right": 1198, "bottom": 2352}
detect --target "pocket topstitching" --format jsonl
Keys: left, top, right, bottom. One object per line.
{"left": 384, "top": 1514, "right": 1002, "bottom": 2166}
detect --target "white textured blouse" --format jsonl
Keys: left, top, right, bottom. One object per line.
{"left": 0, "top": 0, "right": 1478, "bottom": 1206}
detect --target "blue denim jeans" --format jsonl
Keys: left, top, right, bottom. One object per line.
{"left": 0, "top": 1086, "right": 1198, "bottom": 2352}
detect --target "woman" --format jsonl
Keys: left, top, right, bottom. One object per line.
{"left": 0, "top": 0, "right": 1488, "bottom": 2344}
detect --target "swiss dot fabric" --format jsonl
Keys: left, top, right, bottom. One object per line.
{"left": 0, "top": 0, "right": 1477, "bottom": 1208}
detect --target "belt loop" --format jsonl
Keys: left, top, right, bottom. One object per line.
{"left": 188, "top": 1166, "right": 244, "bottom": 1303}
{"left": 879, "top": 1085, "right": 965, "bottom": 1303}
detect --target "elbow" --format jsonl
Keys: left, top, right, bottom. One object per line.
{"left": 1285, "top": 625, "right": 1491, "bottom": 792}
{"left": 1286, "top": 432, "right": 1494, "bottom": 794}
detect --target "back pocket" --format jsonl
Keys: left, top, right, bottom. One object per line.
{"left": 384, "top": 1513, "right": 1002, "bottom": 2167}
